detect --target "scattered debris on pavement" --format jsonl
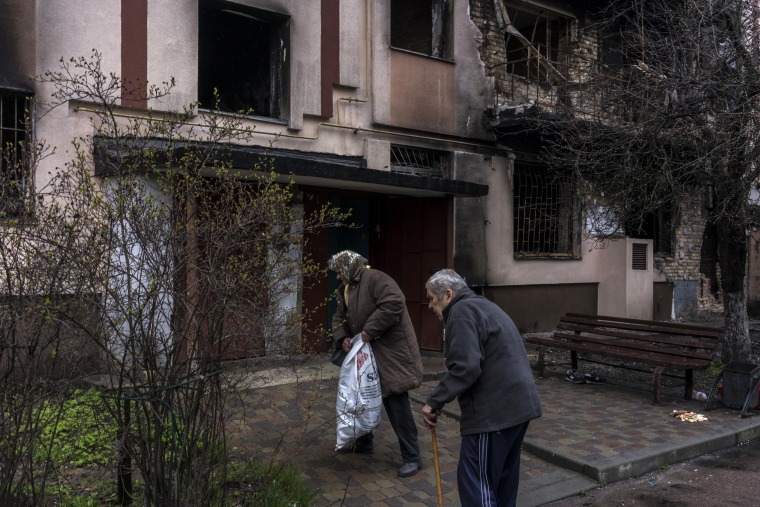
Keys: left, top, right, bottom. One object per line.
{"left": 672, "top": 410, "right": 708, "bottom": 422}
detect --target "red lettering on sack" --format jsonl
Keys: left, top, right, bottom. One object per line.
{"left": 356, "top": 350, "right": 368, "bottom": 370}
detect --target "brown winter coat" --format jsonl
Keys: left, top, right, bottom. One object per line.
{"left": 332, "top": 268, "right": 423, "bottom": 396}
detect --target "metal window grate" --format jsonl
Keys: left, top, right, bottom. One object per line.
{"left": 632, "top": 243, "right": 648, "bottom": 270}
{"left": 513, "top": 162, "right": 577, "bottom": 258}
{"left": 390, "top": 145, "right": 448, "bottom": 178}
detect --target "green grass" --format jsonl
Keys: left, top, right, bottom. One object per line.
{"left": 36, "top": 388, "right": 115, "bottom": 467}
{"left": 222, "top": 460, "right": 316, "bottom": 507}
{"left": 8, "top": 388, "right": 315, "bottom": 506}
{"left": 707, "top": 360, "right": 725, "bottom": 377}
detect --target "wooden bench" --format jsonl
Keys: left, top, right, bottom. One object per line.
{"left": 526, "top": 313, "right": 722, "bottom": 404}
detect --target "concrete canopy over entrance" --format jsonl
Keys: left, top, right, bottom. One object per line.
{"left": 93, "top": 139, "right": 489, "bottom": 198}
{"left": 94, "top": 138, "right": 489, "bottom": 354}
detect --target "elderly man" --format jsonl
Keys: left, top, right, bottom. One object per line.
{"left": 328, "top": 250, "right": 424, "bottom": 478}
{"left": 421, "top": 269, "right": 542, "bottom": 507}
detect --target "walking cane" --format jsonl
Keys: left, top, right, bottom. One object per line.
{"left": 431, "top": 427, "right": 444, "bottom": 507}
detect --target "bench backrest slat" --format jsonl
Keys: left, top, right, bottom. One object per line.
{"left": 556, "top": 323, "right": 718, "bottom": 350}
{"left": 527, "top": 335, "right": 711, "bottom": 369}
{"left": 562, "top": 313, "right": 722, "bottom": 339}
{"left": 552, "top": 331, "right": 716, "bottom": 361}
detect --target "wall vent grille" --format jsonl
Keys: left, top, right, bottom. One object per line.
{"left": 632, "top": 243, "right": 648, "bottom": 270}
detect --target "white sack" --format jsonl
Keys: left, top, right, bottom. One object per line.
{"left": 335, "top": 334, "right": 382, "bottom": 451}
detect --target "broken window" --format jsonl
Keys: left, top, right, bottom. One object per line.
{"left": 503, "top": 4, "right": 572, "bottom": 85}
{"left": 513, "top": 162, "right": 579, "bottom": 258}
{"left": 198, "top": 1, "right": 289, "bottom": 119}
{"left": 625, "top": 206, "right": 674, "bottom": 258}
{"left": 0, "top": 89, "right": 32, "bottom": 217}
{"left": 390, "top": 145, "right": 448, "bottom": 178}
{"left": 390, "top": 0, "right": 450, "bottom": 59}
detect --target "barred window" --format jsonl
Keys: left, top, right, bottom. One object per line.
{"left": 390, "top": 145, "right": 448, "bottom": 178}
{"left": 513, "top": 162, "right": 579, "bottom": 258}
{"left": 0, "top": 90, "right": 32, "bottom": 217}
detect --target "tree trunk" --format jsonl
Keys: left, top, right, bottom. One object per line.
{"left": 722, "top": 291, "right": 750, "bottom": 364}
{"left": 718, "top": 217, "right": 752, "bottom": 364}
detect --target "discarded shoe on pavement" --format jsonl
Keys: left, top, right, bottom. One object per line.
{"left": 565, "top": 370, "right": 586, "bottom": 384}
{"left": 584, "top": 372, "right": 607, "bottom": 384}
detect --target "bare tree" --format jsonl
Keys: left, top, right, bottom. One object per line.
{"left": 533, "top": 0, "right": 760, "bottom": 363}
{"left": 0, "top": 51, "right": 345, "bottom": 506}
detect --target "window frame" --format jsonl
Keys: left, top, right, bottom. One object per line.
{"left": 0, "top": 89, "right": 33, "bottom": 218}
{"left": 390, "top": 0, "right": 452, "bottom": 60}
{"left": 390, "top": 145, "right": 449, "bottom": 178}
{"left": 197, "top": 0, "right": 290, "bottom": 120}
{"left": 502, "top": 3, "right": 572, "bottom": 85}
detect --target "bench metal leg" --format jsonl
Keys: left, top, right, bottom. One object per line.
{"left": 537, "top": 346, "right": 546, "bottom": 378}
{"left": 652, "top": 366, "right": 664, "bottom": 405}
{"left": 684, "top": 369, "right": 694, "bottom": 400}
{"left": 571, "top": 350, "right": 578, "bottom": 371}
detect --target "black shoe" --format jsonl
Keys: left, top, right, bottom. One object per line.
{"left": 397, "top": 461, "right": 421, "bottom": 477}
{"left": 337, "top": 443, "right": 374, "bottom": 454}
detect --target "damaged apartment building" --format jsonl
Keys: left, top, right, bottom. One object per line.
{"left": 469, "top": 0, "right": 753, "bottom": 328}
{"left": 0, "top": 0, "right": 749, "bottom": 359}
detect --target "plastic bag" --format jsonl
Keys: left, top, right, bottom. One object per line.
{"left": 335, "top": 334, "right": 382, "bottom": 451}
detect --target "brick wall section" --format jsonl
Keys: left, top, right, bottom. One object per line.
{"left": 655, "top": 194, "right": 704, "bottom": 281}
{"left": 469, "top": 0, "right": 594, "bottom": 109}
{"left": 469, "top": 0, "right": 508, "bottom": 98}
{"left": 654, "top": 193, "right": 723, "bottom": 311}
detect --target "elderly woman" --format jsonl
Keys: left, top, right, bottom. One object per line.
{"left": 328, "top": 250, "right": 423, "bottom": 478}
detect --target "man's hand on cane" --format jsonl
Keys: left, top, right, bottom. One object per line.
{"left": 422, "top": 404, "right": 439, "bottom": 429}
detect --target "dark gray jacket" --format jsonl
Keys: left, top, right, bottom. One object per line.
{"left": 425, "top": 287, "right": 541, "bottom": 435}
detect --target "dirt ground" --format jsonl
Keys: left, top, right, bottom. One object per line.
{"left": 543, "top": 438, "right": 760, "bottom": 507}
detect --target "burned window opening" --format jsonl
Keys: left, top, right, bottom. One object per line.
{"left": 502, "top": 4, "right": 571, "bottom": 86}
{"left": 625, "top": 206, "right": 674, "bottom": 258}
{"left": 390, "top": 145, "right": 448, "bottom": 178}
{"left": 390, "top": 0, "right": 450, "bottom": 59}
{"left": 513, "top": 162, "right": 579, "bottom": 258}
{"left": 0, "top": 89, "right": 32, "bottom": 217}
{"left": 198, "top": 1, "right": 289, "bottom": 119}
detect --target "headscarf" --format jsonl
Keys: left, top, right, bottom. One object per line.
{"left": 328, "top": 250, "right": 369, "bottom": 282}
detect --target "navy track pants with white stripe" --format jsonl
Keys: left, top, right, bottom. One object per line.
{"left": 457, "top": 421, "right": 530, "bottom": 507}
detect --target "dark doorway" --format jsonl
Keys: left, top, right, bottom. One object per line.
{"left": 302, "top": 191, "right": 447, "bottom": 352}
